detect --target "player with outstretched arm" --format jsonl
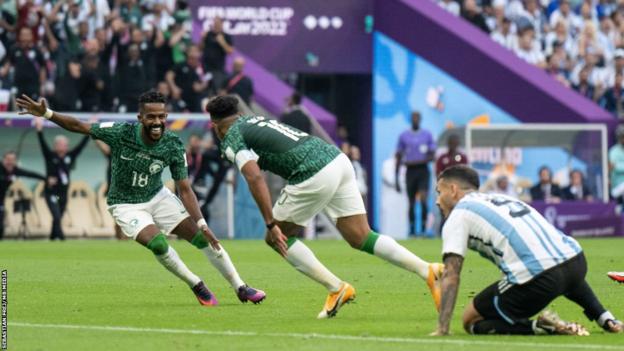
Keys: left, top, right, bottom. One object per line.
{"left": 16, "top": 91, "right": 265, "bottom": 306}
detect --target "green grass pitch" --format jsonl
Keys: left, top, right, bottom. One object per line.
{"left": 2, "top": 238, "right": 623, "bottom": 350}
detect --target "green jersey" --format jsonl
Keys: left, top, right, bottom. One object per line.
{"left": 90, "top": 122, "right": 188, "bottom": 205}
{"left": 220, "top": 116, "right": 340, "bottom": 184}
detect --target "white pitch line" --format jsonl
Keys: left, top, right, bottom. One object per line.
{"left": 10, "top": 322, "right": 624, "bottom": 350}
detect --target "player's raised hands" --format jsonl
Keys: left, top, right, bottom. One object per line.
{"left": 16, "top": 94, "right": 47, "bottom": 117}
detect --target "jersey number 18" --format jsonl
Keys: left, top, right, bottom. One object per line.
{"left": 132, "top": 171, "right": 149, "bottom": 187}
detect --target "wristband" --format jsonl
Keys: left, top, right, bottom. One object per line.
{"left": 266, "top": 221, "right": 276, "bottom": 230}
{"left": 43, "top": 108, "right": 54, "bottom": 119}
{"left": 197, "top": 218, "right": 207, "bottom": 228}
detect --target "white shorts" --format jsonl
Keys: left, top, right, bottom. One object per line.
{"left": 108, "top": 187, "right": 189, "bottom": 240}
{"left": 273, "top": 153, "right": 366, "bottom": 226}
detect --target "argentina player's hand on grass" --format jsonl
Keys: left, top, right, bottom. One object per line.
{"left": 16, "top": 94, "right": 47, "bottom": 117}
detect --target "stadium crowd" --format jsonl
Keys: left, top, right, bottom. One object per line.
{"left": 0, "top": 0, "right": 253, "bottom": 113}
{"left": 434, "top": 0, "right": 624, "bottom": 118}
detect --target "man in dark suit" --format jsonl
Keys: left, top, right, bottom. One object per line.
{"left": 561, "top": 169, "right": 593, "bottom": 201}
{"left": 530, "top": 166, "right": 561, "bottom": 202}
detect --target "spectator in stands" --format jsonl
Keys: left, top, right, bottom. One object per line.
{"left": 35, "top": 118, "right": 89, "bottom": 240}
{"left": 549, "top": 0, "right": 582, "bottom": 37}
{"left": 546, "top": 45, "right": 572, "bottom": 87}
{"left": 438, "top": 0, "right": 460, "bottom": 16}
{"left": 157, "top": 80, "right": 186, "bottom": 112}
{"left": 52, "top": 60, "right": 81, "bottom": 111}
{"left": 515, "top": 0, "right": 548, "bottom": 41}
{"left": 530, "top": 165, "right": 562, "bottom": 203}
{"left": 598, "top": 15, "right": 616, "bottom": 62}
{"left": 17, "top": 0, "right": 43, "bottom": 43}
{"left": 604, "top": 48, "right": 624, "bottom": 89}
{"left": 462, "top": 0, "right": 490, "bottom": 33}
{"left": 167, "top": 13, "right": 192, "bottom": 66}
{"left": 395, "top": 111, "right": 435, "bottom": 235}
{"left": 515, "top": 26, "right": 546, "bottom": 68}
{"left": 118, "top": 27, "right": 164, "bottom": 89}
{"left": 141, "top": 1, "right": 174, "bottom": 33}
{"left": 576, "top": 21, "right": 605, "bottom": 61}
{"left": 222, "top": 57, "right": 253, "bottom": 106}
{"left": 117, "top": 44, "right": 147, "bottom": 112}
{"left": 79, "top": 54, "right": 104, "bottom": 112}
{"left": 166, "top": 45, "right": 209, "bottom": 112}
{"left": 90, "top": 33, "right": 116, "bottom": 111}
{"left": 608, "top": 125, "right": 624, "bottom": 204}
{"left": 562, "top": 169, "right": 593, "bottom": 201}
{"left": 573, "top": 64, "right": 600, "bottom": 101}
{"left": 601, "top": 71, "right": 624, "bottom": 117}
{"left": 280, "top": 92, "right": 312, "bottom": 134}
{"left": 0, "top": 150, "right": 45, "bottom": 240}
{"left": 202, "top": 17, "right": 233, "bottom": 91}
{"left": 490, "top": 16, "right": 518, "bottom": 50}
{"left": 544, "top": 21, "right": 575, "bottom": 57}
{"left": 4, "top": 27, "right": 46, "bottom": 100}
{"left": 435, "top": 133, "right": 468, "bottom": 177}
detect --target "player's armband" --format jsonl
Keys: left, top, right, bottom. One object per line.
{"left": 235, "top": 149, "right": 259, "bottom": 170}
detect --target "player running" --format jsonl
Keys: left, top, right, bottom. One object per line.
{"left": 206, "top": 95, "right": 442, "bottom": 319}
{"left": 432, "top": 165, "right": 622, "bottom": 336}
{"left": 16, "top": 91, "right": 265, "bottom": 306}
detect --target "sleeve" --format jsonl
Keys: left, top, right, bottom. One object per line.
{"left": 15, "top": 167, "right": 45, "bottom": 180}
{"left": 221, "top": 125, "right": 258, "bottom": 171}
{"left": 69, "top": 134, "right": 90, "bottom": 159}
{"left": 89, "top": 122, "right": 125, "bottom": 145}
{"left": 37, "top": 130, "right": 52, "bottom": 157}
{"left": 169, "top": 140, "right": 189, "bottom": 181}
{"left": 441, "top": 209, "right": 470, "bottom": 257}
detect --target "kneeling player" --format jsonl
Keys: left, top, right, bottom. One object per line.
{"left": 432, "top": 165, "right": 622, "bottom": 336}
{"left": 16, "top": 91, "right": 265, "bottom": 306}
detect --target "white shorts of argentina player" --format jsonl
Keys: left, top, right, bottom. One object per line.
{"left": 108, "top": 187, "right": 189, "bottom": 240}
{"left": 273, "top": 153, "right": 366, "bottom": 226}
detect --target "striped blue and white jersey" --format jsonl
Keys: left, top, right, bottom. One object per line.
{"left": 442, "top": 192, "right": 582, "bottom": 285}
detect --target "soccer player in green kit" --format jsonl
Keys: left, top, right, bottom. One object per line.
{"left": 207, "top": 95, "right": 443, "bottom": 319}
{"left": 16, "top": 91, "right": 265, "bottom": 306}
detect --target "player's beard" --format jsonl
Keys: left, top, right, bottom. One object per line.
{"left": 145, "top": 124, "right": 165, "bottom": 141}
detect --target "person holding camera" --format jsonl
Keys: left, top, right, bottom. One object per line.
{"left": 0, "top": 150, "right": 45, "bottom": 240}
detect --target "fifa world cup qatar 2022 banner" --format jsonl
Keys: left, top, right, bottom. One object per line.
{"left": 190, "top": 0, "right": 373, "bottom": 73}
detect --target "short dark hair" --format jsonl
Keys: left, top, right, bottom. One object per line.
{"left": 138, "top": 90, "right": 167, "bottom": 107}
{"left": 206, "top": 95, "right": 239, "bottom": 120}
{"left": 438, "top": 165, "right": 480, "bottom": 190}
{"left": 3, "top": 150, "right": 16, "bottom": 158}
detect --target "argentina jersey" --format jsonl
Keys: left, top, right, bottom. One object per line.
{"left": 442, "top": 192, "right": 582, "bottom": 285}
